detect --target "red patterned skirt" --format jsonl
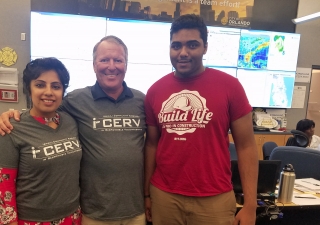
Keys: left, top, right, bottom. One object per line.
{"left": 17, "top": 207, "right": 81, "bottom": 225}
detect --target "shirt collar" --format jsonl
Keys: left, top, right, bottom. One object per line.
{"left": 91, "top": 81, "right": 133, "bottom": 102}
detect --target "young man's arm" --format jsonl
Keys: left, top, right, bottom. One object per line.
{"left": 144, "top": 125, "right": 160, "bottom": 222}
{"left": 230, "top": 112, "right": 258, "bottom": 225}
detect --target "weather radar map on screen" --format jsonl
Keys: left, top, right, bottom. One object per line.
{"left": 238, "top": 33, "right": 270, "bottom": 69}
{"left": 236, "top": 29, "right": 300, "bottom": 108}
{"left": 31, "top": 12, "right": 300, "bottom": 108}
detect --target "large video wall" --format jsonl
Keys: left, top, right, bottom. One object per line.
{"left": 31, "top": 12, "right": 300, "bottom": 108}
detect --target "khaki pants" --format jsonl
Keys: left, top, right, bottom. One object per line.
{"left": 150, "top": 185, "right": 236, "bottom": 225}
{"left": 82, "top": 213, "right": 146, "bottom": 225}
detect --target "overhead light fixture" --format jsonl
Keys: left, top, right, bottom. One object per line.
{"left": 292, "top": 11, "right": 320, "bottom": 24}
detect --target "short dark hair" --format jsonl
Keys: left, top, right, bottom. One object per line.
{"left": 296, "top": 119, "right": 315, "bottom": 132}
{"left": 170, "top": 14, "right": 208, "bottom": 45}
{"left": 23, "top": 57, "right": 70, "bottom": 96}
{"left": 93, "top": 35, "right": 128, "bottom": 64}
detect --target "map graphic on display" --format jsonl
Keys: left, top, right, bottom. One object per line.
{"left": 269, "top": 75, "right": 294, "bottom": 107}
{"left": 273, "top": 35, "right": 285, "bottom": 54}
{"left": 267, "top": 34, "right": 300, "bottom": 72}
{"left": 203, "top": 27, "right": 240, "bottom": 68}
{"left": 238, "top": 34, "right": 270, "bottom": 69}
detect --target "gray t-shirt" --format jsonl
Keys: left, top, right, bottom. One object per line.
{"left": 0, "top": 111, "right": 82, "bottom": 221}
{"left": 61, "top": 82, "right": 146, "bottom": 220}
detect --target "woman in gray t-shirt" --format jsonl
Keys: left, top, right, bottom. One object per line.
{"left": 0, "top": 58, "right": 82, "bottom": 225}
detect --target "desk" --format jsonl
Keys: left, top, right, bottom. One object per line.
{"left": 253, "top": 206, "right": 320, "bottom": 225}
{"left": 254, "top": 207, "right": 320, "bottom": 225}
{"left": 147, "top": 194, "right": 320, "bottom": 225}
{"left": 237, "top": 194, "right": 320, "bottom": 225}
{"left": 147, "top": 206, "right": 320, "bottom": 225}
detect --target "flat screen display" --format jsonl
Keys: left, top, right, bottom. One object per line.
{"left": 209, "top": 67, "right": 237, "bottom": 77}
{"left": 31, "top": 12, "right": 107, "bottom": 92}
{"left": 231, "top": 160, "right": 281, "bottom": 194}
{"left": 237, "top": 69, "right": 296, "bottom": 108}
{"left": 203, "top": 27, "right": 240, "bottom": 68}
{"left": 106, "top": 18, "right": 172, "bottom": 65}
{"left": 105, "top": 18, "right": 173, "bottom": 93}
{"left": 237, "top": 29, "right": 300, "bottom": 108}
{"left": 238, "top": 29, "right": 300, "bottom": 72}
{"left": 31, "top": 12, "right": 107, "bottom": 61}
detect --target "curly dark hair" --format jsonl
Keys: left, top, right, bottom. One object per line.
{"left": 23, "top": 57, "right": 70, "bottom": 96}
{"left": 296, "top": 119, "right": 315, "bottom": 132}
{"left": 170, "top": 14, "right": 208, "bottom": 45}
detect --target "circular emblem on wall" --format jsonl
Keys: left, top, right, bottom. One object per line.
{"left": 221, "top": 17, "right": 228, "bottom": 25}
{"left": 0, "top": 47, "right": 18, "bottom": 66}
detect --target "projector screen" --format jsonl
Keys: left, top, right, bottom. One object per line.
{"left": 30, "top": 12, "right": 300, "bottom": 108}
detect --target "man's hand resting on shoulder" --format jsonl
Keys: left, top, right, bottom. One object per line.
{"left": 0, "top": 110, "right": 21, "bottom": 136}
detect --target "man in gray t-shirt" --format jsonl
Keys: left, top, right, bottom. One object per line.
{"left": 0, "top": 36, "right": 146, "bottom": 225}
{"left": 61, "top": 35, "right": 147, "bottom": 223}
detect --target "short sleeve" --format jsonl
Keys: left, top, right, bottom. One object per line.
{"left": 0, "top": 135, "right": 19, "bottom": 168}
{"left": 145, "top": 91, "right": 158, "bottom": 127}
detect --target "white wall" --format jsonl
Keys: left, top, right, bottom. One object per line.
{"left": 0, "top": 0, "right": 30, "bottom": 112}
{"left": 296, "top": 0, "right": 320, "bottom": 67}
{"left": 285, "top": 0, "right": 320, "bottom": 129}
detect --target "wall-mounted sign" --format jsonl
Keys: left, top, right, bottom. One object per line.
{"left": 0, "top": 87, "right": 18, "bottom": 102}
{"left": 291, "top": 85, "right": 306, "bottom": 108}
{"left": 0, "top": 67, "right": 18, "bottom": 102}
{"left": 295, "top": 67, "right": 311, "bottom": 83}
{"left": 31, "top": 0, "right": 255, "bottom": 28}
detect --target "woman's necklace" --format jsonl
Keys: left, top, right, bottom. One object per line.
{"left": 33, "top": 112, "right": 60, "bottom": 126}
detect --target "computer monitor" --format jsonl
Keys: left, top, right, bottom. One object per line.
{"left": 231, "top": 160, "right": 281, "bottom": 194}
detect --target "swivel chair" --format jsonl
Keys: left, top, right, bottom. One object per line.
{"left": 262, "top": 141, "right": 278, "bottom": 160}
{"left": 285, "top": 129, "right": 309, "bottom": 148}
{"left": 229, "top": 143, "right": 238, "bottom": 160}
{"left": 269, "top": 146, "right": 320, "bottom": 180}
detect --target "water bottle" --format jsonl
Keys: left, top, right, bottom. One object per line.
{"left": 277, "top": 164, "right": 296, "bottom": 203}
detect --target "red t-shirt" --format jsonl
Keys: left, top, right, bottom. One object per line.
{"left": 145, "top": 68, "right": 252, "bottom": 196}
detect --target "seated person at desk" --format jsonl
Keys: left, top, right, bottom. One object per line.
{"left": 296, "top": 119, "right": 320, "bottom": 149}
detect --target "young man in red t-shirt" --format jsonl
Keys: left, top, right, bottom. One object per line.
{"left": 144, "top": 14, "right": 259, "bottom": 225}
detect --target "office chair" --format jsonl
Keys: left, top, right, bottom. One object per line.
{"left": 229, "top": 143, "right": 238, "bottom": 160}
{"left": 269, "top": 146, "right": 320, "bottom": 180}
{"left": 262, "top": 141, "right": 278, "bottom": 160}
{"left": 285, "top": 129, "right": 309, "bottom": 148}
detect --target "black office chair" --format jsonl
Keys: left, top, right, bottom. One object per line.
{"left": 262, "top": 141, "right": 278, "bottom": 160}
{"left": 229, "top": 143, "right": 238, "bottom": 160}
{"left": 285, "top": 129, "right": 309, "bottom": 148}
